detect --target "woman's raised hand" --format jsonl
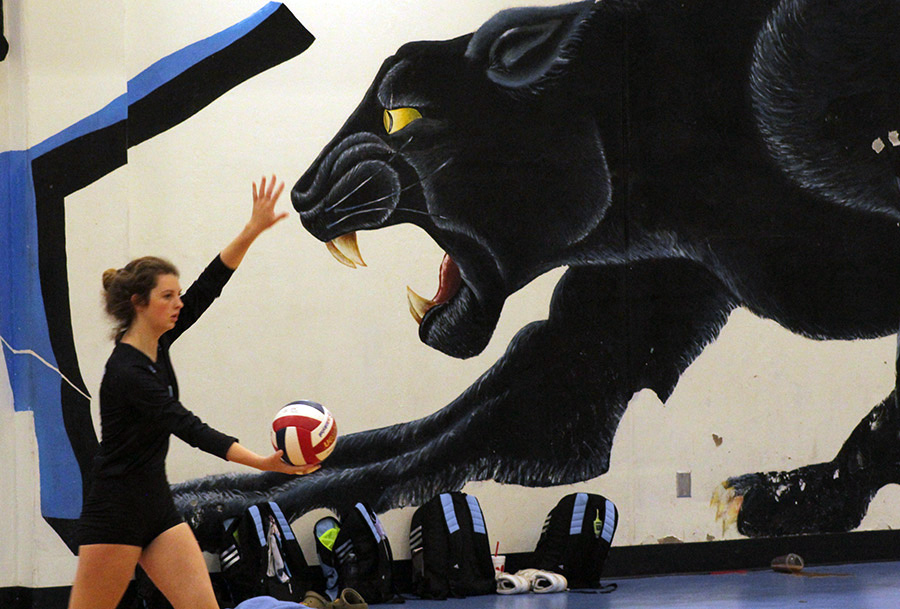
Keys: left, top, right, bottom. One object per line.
{"left": 248, "top": 174, "right": 289, "bottom": 236}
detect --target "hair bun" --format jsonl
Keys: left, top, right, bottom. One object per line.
{"left": 101, "top": 268, "right": 119, "bottom": 291}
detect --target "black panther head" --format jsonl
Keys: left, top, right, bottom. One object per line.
{"left": 292, "top": 1, "right": 612, "bottom": 358}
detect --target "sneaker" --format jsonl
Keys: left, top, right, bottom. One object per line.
{"left": 333, "top": 588, "right": 368, "bottom": 609}
{"left": 302, "top": 590, "right": 331, "bottom": 609}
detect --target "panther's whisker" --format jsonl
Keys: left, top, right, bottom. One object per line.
{"left": 325, "top": 207, "right": 451, "bottom": 231}
{"left": 325, "top": 137, "right": 414, "bottom": 212}
{"left": 399, "top": 208, "right": 452, "bottom": 221}
{"left": 334, "top": 158, "right": 454, "bottom": 215}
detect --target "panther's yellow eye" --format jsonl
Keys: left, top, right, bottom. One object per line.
{"left": 383, "top": 107, "right": 422, "bottom": 134}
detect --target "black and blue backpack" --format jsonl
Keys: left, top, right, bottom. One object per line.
{"left": 218, "top": 501, "right": 311, "bottom": 604}
{"left": 322, "top": 502, "right": 402, "bottom": 604}
{"left": 409, "top": 491, "right": 496, "bottom": 599}
{"left": 531, "top": 492, "right": 618, "bottom": 591}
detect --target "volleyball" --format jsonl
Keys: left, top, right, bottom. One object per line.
{"left": 271, "top": 400, "right": 338, "bottom": 466}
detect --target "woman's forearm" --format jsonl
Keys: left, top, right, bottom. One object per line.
{"left": 226, "top": 441, "right": 321, "bottom": 475}
{"left": 225, "top": 441, "right": 266, "bottom": 470}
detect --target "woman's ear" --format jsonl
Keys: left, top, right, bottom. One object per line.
{"left": 130, "top": 293, "right": 145, "bottom": 312}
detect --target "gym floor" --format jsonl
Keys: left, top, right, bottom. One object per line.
{"left": 393, "top": 561, "right": 900, "bottom": 609}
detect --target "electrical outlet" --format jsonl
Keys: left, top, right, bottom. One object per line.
{"left": 676, "top": 471, "right": 692, "bottom": 498}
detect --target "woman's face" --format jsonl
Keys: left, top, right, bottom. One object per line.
{"left": 135, "top": 273, "right": 183, "bottom": 334}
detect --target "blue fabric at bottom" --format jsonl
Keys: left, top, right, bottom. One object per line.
{"left": 235, "top": 596, "right": 304, "bottom": 609}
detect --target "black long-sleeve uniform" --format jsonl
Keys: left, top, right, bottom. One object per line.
{"left": 77, "top": 255, "right": 238, "bottom": 548}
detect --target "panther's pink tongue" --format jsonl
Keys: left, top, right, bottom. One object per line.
{"left": 406, "top": 253, "right": 462, "bottom": 324}
{"left": 433, "top": 254, "right": 462, "bottom": 305}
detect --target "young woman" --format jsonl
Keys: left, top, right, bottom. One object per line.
{"left": 68, "top": 176, "right": 315, "bottom": 609}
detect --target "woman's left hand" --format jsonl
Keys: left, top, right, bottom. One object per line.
{"left": 264, "top": 450, "right": 321, "bottom": 475}
{"left": 248, "top": 174, "right": 288, "bottom": 236}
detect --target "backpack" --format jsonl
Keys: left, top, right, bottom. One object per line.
{"left": 219, "top": 501, "right": 311, "bottom": 604}
{"left": 313, "top": 515, "right": 342, "bottom": 600}
{"left": 531, "top": 492, "right": 618, "bottom": 591}
{"left": 330, "top": 502, "right": 402, "bottom": 603}
{"left": 409, "top": 491, "right": 496, "bottom": 599}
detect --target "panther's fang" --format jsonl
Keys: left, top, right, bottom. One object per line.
{"left": 407, "top": 286, "right": 434, "bottom": 324}
{"left": 327, "top": 233, "right": 366, "bottom": 268}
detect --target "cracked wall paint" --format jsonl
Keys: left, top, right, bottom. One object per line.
{"left": 0, "top": 334, "right": 91, "bottom": 401}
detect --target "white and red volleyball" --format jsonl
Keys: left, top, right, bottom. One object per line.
{"left": 271, "top": 400, "right": 338, "bottom": 466}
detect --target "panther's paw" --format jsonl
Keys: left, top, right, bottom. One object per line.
{"left": 710, "top": 481, "right": 743, "bottom": 535}
{"left": 713, "top": 462, "right": 874, "bottom": 537}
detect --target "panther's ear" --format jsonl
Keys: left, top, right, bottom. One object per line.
{"left": 465, "top": 0, "right": 595, "bottom": 91}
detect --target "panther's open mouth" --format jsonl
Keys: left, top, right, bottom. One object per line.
{"left": 327, "top": 231, "right": 463, "bottom": 325}
{"left": 293, "top": 131, "right": 504, "bottom": 358}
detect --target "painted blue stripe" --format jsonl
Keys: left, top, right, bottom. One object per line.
{"left": 570, "top": 493, "right": 587, "bottom": 535}
{"left": 466, "top": 494, "right": 486, "bottom": 535}
{"left": 602, "top": 499, "right": 616, "bottom": 543}
{"left": 127, "top": 2, "right": 281, "bottom": 104}
{"left": 31, "top": 96, "right": 127, "bottom": 160}
{"left": 269, "top": 501, "right": 295, "bottom": 541}
{"left": 31, "top": 3, "right": 282, "bottom": 160}
{"left": 248, "top": 505, "right": 266, "bottom": 546}
{"left": 0, "top": 150, "right": 82, "bottom": 519}
{"left": 441, "top": 493, "right": 460, "bottom": 534}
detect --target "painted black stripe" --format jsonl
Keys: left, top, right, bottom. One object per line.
{"left": 127, "top": 4, "right": 312, "bottom": 147}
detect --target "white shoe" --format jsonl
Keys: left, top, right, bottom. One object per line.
{"left": 515, "top": 568, "right": 568, "bottom": 593}
{"left": 496, "top": 572, "right": 531, "bottom": 594}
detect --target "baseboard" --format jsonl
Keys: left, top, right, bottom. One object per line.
{"left": 5, "top": 529, "right": 900, "bottom": 608}
{"left": 0, "top": 586, "right": 70, "bottom": 609}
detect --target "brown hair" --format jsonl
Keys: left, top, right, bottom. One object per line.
{"left": 102, "top": 256, "right": 179, "bottom": 340}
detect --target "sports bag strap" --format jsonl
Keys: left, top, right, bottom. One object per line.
{"left": 268, "top": 501, "right": 296, "bottom": 541}
{"left": 248, "top": 505, "right": 266, "bottom": 546}
{"left": 570, "top": 493, "right": 588, "bottom": 534}
{"left": 440, "top": 494, "right": 459, "bottom": 533}
{"left": 599, "top": 498, "right": 616, "bottom": 543}
{"left": 465, "top": 495, "right": 487, "bottom": 534}
{"left": 355, "top": 502, "right": 383, "bottom": 540}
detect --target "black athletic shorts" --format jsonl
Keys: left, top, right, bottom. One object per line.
{"left": 76, "top": 469, "right": 184, "bottom": 549}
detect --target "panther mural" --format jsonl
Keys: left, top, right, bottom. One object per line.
{"left": 174, "top": 0, "right": 900, "bottom": 546}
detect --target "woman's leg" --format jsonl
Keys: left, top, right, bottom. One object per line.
{"left": 68, "top": 544, "right": 142, "bottom": 609}
{"left": 138, "top": 522, "right": 219, "bottom": 609}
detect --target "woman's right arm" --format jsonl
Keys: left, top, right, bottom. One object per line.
{"left": 167, "top": 175, "right": 286, "bottom": 342}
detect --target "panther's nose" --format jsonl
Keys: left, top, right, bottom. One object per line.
{"left": 292, "top": 132, "right": 389, "bottom": 214}
{"left": 291, "top": 171, "right": 317, "bottom": 213}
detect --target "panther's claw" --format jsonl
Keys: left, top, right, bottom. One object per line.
{"left": 711, "top": 481, "right": 743, "bottom": 534}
